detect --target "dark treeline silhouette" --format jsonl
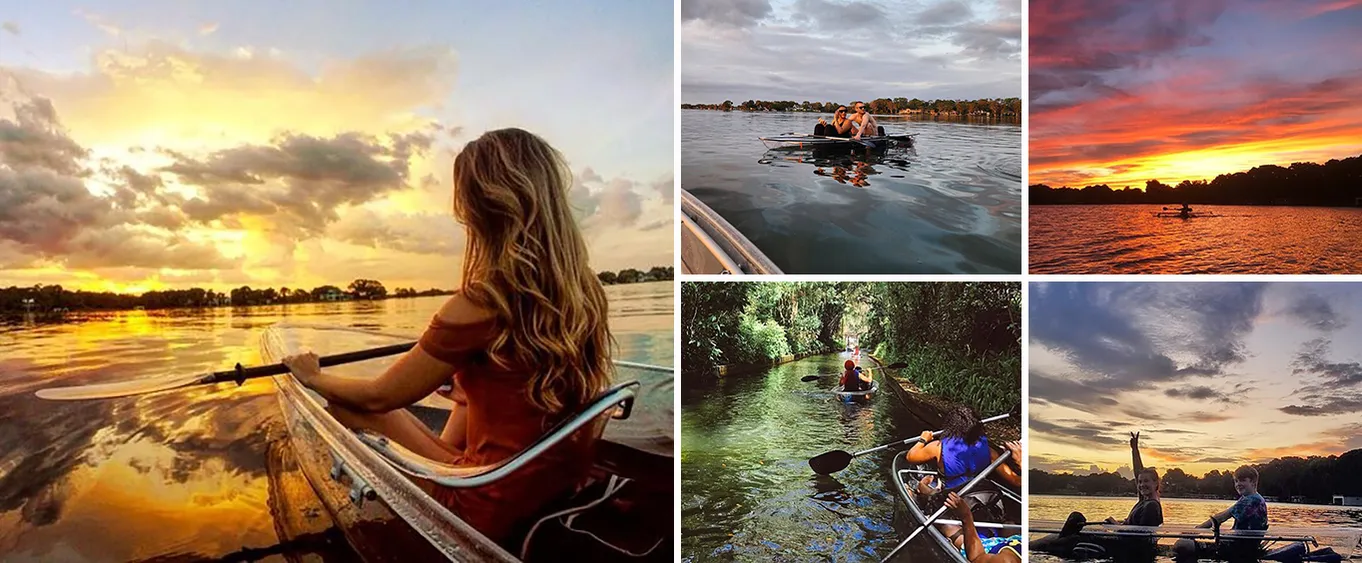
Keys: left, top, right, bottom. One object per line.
{"left": 682, "top": 97, "right": 1021, "bottom": 119}
{"left": 1031, "top": 449, "right": 1362, "bottom": 502}
{"left": 1031, "top": 154, "right": 1362, "bottom": 206}
{"left": 0, "top": 266, "right": 674, "bottom": 315}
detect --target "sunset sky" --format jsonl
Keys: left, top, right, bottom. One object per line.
{"left": 682, "top": 0, "right": 1021, "bottom": 103}
{"left": 0, "top": 1, "right": 673, "bottom": 294}
{"left": 1029, "top": 0, "right": 1362, "bottom": 188}
{"left": 1030, "top": 282, "right": 1362, "bottom": 478}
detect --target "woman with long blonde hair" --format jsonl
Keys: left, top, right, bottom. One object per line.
{"left": 281, "top": 128, "right": 614, "bottom": 543}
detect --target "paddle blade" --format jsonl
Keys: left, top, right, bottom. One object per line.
{"left": 801, "top": 375, "right": 824, "bottom": 382}
{"left": 35, "top": 372, "right": 211, "bottom": 401}
{"left": 809, "top": 450, "right": 853, "bottom": 474}
{"left": 886, "top": 362, "right": 908, "bottom": 369}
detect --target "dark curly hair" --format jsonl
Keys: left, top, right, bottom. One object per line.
{"left": 942, "top": 405, "right": 984, "bottom": 444}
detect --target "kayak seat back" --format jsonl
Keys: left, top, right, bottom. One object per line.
{"left": 356, "top": 380, "right": 640, "bottom": 488}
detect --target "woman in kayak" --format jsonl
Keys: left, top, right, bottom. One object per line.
{"left": 815, "top": 106, "right": 856, "bottom": 137}
{"left": 1031, "top": 432, "right": 1162, "bottom": 558}
{"left": 280, "top": 127, "right": 614, "bottom": 544}
{"left": 906, "top": 406, "right": 1022, "bottom": 552}
{"left": 839, "top": 359, "right": 871, "bottom": 392}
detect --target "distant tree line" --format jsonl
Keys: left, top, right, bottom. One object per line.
{"left": 1031, "top": 449, "right": 1362, "bottom": 502}
{"left": 0, "top": 265, "right": 674, "bottom": 315}
{"left": 598, "top": 266, "right": 673, "bottom": 285}
{"left": 1031, "top": 155, "right": 1362, "bottom": 206}
{"left": 682, "top": 97, "right": 1021, "bottom": 119}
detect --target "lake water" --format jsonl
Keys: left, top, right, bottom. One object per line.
{"left": 681, "top": 352, "right": 1014, "bottom": 562}
{"left": 0, "top": 282, "right": 673, "bottom": 562}
{"left": 1030, "top": 495, "right": 1362, "bottom": 562}
{"left": 682, "top": 110, "right": 1022, "bottom": 273}
{"left": 1030, "top": 205, "right": 1362, "bottom": 274}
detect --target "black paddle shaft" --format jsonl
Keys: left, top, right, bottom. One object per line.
{"left": 212, "top": 342, "right": 418, "bottom": 385}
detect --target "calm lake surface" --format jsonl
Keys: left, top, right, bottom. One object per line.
{"left": 1030, "top": 205, "right": 1362, "bottom": 274}
{"left": 681, "top": 352, "right": 1006, "bottom": 562}
{"left": 682, "top": 110, "right": 1022, "bottom": 273}
{"left": 1030, "top": 494, "right": 1362, "bottom": 562}
{"left": 0, "top": 282, "right": 673, "bottom": 562}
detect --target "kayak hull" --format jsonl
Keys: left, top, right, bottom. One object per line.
{"left": 760, "top": 133, "right": 916, "bottom": 151}
{"left": 680, "top": 188, "right": 782, "bottom": 275}
{"left": 890, "top": 451, "right": 1021, "bottom": 562}
{"left": 835, "top": 380, "right": 878, "bottom": 403}
{"left": 262, "top": 324, "right": 674, "bottom": 562}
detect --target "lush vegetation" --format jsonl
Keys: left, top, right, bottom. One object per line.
{"left": 0, "top": 266, "right": 673, "bottom": 315}
{"left": 682, "top": 282, "right": 1020, "bottom": 416}
{"left": 682, "top": 97, "right": 1022, "bottom": 119}
{"left": 1031, "top": 155, "right": 1362, "bottom": 206}
{"left": 1031, "top": 449, "right": 1362, "bottom": 502}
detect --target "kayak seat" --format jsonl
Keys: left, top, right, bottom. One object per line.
{"left": 357, "top": 380, "right": 640, "bottom": 488}
{"left": 878, "top": 125, "right": 885, "bottom": 136}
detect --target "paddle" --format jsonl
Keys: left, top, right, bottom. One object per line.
{"left": 800, "top": 361, "right": 908, "bottom": 382}
{"left": 808, "top": 411, "right": 1012, "bottom": 474}
{"left": 881, "top": 449, "right": 1014, "bottom": 562}
{"left": 34, "top": 342, "right": 417, "bottom": 401}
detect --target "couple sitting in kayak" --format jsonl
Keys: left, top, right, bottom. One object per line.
{"left": 840, "top": 359, "right": 872, "bottom": 392}
{"left": 814, "top": 102, "right": 882, "bottom": 140}
{"left": 1032, "top": 432, "right": 1270, "bottom": 562}
{"left": 280, "top": 129, "right": 615, "bottom": 545}
{"left": 907, "top": 406, "right": 1023, "bottom": 562}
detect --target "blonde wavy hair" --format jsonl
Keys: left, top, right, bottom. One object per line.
{"left": 452, "top": 128, "right": 613, "bottom": 413}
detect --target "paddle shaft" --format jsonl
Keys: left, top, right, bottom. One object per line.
{"left": 882, "top": 450, "right": 1014, "bottom": 562}
{"left": 207, "top": 341, "right": 416, "bottom": 385}
{"left": 852, "top": 413, "right": 1010, "bottom": 458}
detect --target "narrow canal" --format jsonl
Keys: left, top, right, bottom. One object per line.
{"left": 680, "top": 351, "right": 952, "bottom": 562}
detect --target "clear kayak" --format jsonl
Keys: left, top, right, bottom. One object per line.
{"left": 890, "top": 453, "right": 1022, "bottom": 562}
{"left": 260, "top": 323, "right": 674, "bottom": 562}
{"left": 759, "top": 133, "right": 917, "bottom": 150}
{"left": 835, "top": 380, "right": 878, "bottom": 403}
{"left": 680, "top": 188, "right": 782, "bottom": 275}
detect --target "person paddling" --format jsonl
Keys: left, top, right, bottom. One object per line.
{"left": 839, "top": 360, "right": 871, "bottom": 392}
{"left": 905, "top": 406, "right": 1022, "bottom": 552}
{"left": 945, "top": 492, "right": 1021, "bottom": 562}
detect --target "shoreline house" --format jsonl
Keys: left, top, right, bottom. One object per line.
{"left": 1333, "top": 495, "right": 1362, "bottom": 506}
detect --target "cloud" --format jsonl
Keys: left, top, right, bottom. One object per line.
{"left": 1, "top": 21, "right": 18, "bottom": 36}
{"left": 199, "top": 23, "right": 219, "bottom": 36}
{"left": 1164, "top": 385, "right": 1235, "bottom": 404}
{"left": 1281, "top": 337, "right": 1362, "bottom": 415}
{"left": 792, "top": 0, "right": 888, "bottom": 32}
{"left": 0, "top": 97, "right": 90, "bottom": 175}
{"left": 682, "top": 0, "right": 1021, "bottom": 103}
{"left": 681, "top": 0, "right": 774, "bottom": 28}
{"left": 1283, "top": 290, "right": 1345, "bottom": 331}
{"left": 1029, "top": 283, "right": 1263, "bottom": 405}
{"left": 162, "top": 131, "right": 435, "bottom": 235}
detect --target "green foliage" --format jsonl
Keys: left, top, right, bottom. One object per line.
{"left": 681, "top": 282, "right": 1021, "bottom": 417}
{"left": 732, "top": 313, "right": 791, "bottom": 364}
{"left": 681, "top": 282, "right": 751, "bottom": 374}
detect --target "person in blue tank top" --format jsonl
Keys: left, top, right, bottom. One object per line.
{"left": 904, "top": 406, "right": 1022, "bottom": 553}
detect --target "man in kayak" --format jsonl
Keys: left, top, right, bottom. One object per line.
{"left": 906, "top": 406, "right": 1022, "bottom": 553}
{"left": 945, "top": 492, "right": 1021, "bottom": 562}
{"left": 839, "top": 359, "right": 871, "bottom": 392}
{"left": 1031, "top": 432, "right": 1162, "bottom": 559}
{"left": 849, "top": 102, "right": 880, "bottom": 140}
{"left": 1172, "top": 465, "right": 1268, "bottom": 561}
{"left": 815, "top": 106, "right": 856, "bottom": 137}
